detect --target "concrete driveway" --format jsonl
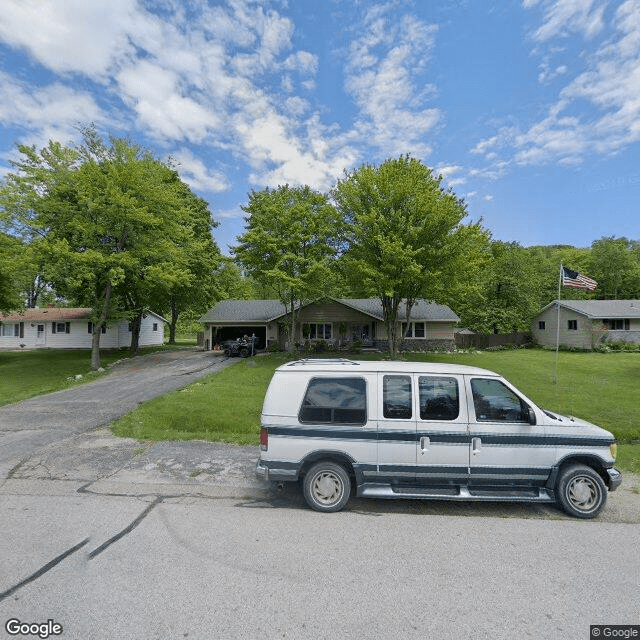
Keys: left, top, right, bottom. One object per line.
{"left": 0, "top": 349, "right": 265, "bottom": 498}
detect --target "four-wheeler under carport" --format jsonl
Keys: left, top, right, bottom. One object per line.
{"left": 211, "top": 326, "right": 266, "bottom": 350}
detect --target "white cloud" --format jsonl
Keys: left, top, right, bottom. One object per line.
{"left": 527, "top": 0, "right": 607, "bottom": 42}
{"left": 0, "top": 0, "right": 138, "bottom": 77}
{"left": 344, "top": 8, "right": 440, "bottom": 158}
{"left": 0, "top": 72, "right": 105, "bottom": 145}
{"left": 475, "top": 1, "right": 640, "bottom": 168}
{"left": 171, "top": 149, "right": 229, "bottom": 194}
{"left": 116, "top": 61, "right": 220, "bottom": 144}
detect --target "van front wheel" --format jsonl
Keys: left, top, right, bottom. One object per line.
{"left": 556, "top": 464, "right": 607, "bottom": 519}
{"left": 303, "top": 462, "right": 351, "bottom": 512}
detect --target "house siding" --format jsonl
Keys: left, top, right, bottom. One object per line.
{"left": 0, "top": 313, "right": 165, "bottom": 350}
{"left": 533, "top": 302, "right": 640, "bottom": 349}
{"left": 532, "top": 305, "right": 596, "bottom": 349}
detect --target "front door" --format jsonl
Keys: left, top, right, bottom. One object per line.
{"left": 415, "top": 374, "right": 470, "bottom": 488}
{"left": 466, "top": 376, "right": 553, "bottom": 489}
{"left": 36, "top": 324, "right": 46, "bottom": 346}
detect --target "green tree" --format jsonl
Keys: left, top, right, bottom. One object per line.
{"left": 157, "top": 183, "right": 222, "bottom": 345}
{"left": 0, "top": 232, "right": 22, "bottom": 311}
{"left": 233, "top": 185, "right": 342, "bottom": 350}
{"left": 0, "top": 131, "right": 212, "bottom": 369}
{"left": 457, "top": 241, "right": 545, "bottom": 333}
{"left": 589, "top": 236, "right": 640, "bottom": 299}
{"left": 333, "top": 156, "right": 489, "bottom": 356}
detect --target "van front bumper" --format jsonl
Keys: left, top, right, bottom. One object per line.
{"left": 607, "top": 467, "right": 622, "bottom": 491}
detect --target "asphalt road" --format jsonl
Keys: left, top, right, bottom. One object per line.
{"left": 0, "top": 349, "right": 639, "bottom": 639}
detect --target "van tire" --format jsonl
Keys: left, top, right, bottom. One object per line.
{"left": 303, "top": 462, "right": 351, "bottom": 512}
{"left": 556, "top": 464, "right": 607, "bottom": 519}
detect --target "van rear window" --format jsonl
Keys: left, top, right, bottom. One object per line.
{"left": 299, "top": 377, "right": 367, "bottom": 425}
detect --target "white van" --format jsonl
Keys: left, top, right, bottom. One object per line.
{"left": 256, "top": 359, "right": 621, "bottom": 518}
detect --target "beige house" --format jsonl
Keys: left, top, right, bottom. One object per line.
{"left": 0, "top": 307, "right": 167, "bottom": 350}
{"left": 532, "top": 300, "right": 640, "bottom": 350}
{"left": 200, "top": 298, "right": 459, "bottom": 352}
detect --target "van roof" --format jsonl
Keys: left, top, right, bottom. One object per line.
{"left": 277, "top": 358, "right": 499, "bottom": 377}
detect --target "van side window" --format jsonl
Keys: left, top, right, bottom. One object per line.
{"left": 383, "top": 375, "right": 412, "bottom": 419}
{"left": 471, "top": 378, "right": 529, "bottom": 423}
{"left": 419, "top": 376, "right": 459, "bottom": 420}
{"left": 299, "top": 377, "right": 367, "bottom": 425}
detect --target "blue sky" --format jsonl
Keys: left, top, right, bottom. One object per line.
{"left": 0, "top": 0, "right": 638, "bottom": 254}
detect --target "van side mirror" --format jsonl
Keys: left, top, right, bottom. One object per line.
{"left": 528, "top": 407, "right": 537, "bottom": 425}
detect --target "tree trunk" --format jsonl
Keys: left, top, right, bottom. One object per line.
{"left": 91, "top": 281, "right": 112, "bottom": 371}
{"left": 130, "top": 310, "right": 143, "bottom": 354}
{"left": 382, "top": 294, "right": 402, "bottom": 358}
{"left": 168, "top": 299, "right": 178, "bottom": 344}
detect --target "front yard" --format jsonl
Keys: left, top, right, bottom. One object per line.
{"left": 110, "top": 349, "right": 640, "bottom": 474}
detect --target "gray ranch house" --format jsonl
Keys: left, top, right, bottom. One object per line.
{"left": 532, "top": 299, "right": 640, "bottom": 350}
{"left": 200, "top": 298, "right": 459, "bottom": 352}
{"left": 0, "top": 307, "right": 167, "bottom": 350}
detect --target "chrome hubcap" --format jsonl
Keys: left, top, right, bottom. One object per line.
{"left": 567, "top": 476, "right": 599, "bottom": 511}
{"left": 312, "top": 472, "right": 342, "bottom": 505}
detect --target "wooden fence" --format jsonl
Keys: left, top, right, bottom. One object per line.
{"left": 455, "top": 332, "right": 531, "bottom": 349}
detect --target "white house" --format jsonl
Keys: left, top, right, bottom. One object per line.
{"left": 0, "top": 307, "right": 167, "bottom": 350}
{"left": 532, "top": 300, "right": 640, "bottom": 349}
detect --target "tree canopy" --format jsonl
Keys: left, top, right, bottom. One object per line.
{"left": 333, "top": 156, "right": 490, "bottom": 355}
{"left": 0, "top": 129, "right": 221, "bottom": 368}
{"left": 233, "top": 184, "right": 342, "bottom": 350}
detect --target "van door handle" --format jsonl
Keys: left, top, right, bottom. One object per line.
{"left": 472, "top": 437, "right": 481, "bottom": 454}
{"left": 420, "top": 436, "right": 430, "bottom": 453}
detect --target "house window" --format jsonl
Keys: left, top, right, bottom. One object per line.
{"left": 604, "top": 319, "right": 630, "bottom": 330}
{"left": 402, "top": 322, "right": 426, "bottom": 338}
{"left": 568, "top": 320, "right": 578, "bottom": 331}
{"left": 153, "top": 323, "right": 158, "bottom": 331}
{"left": 87, "top": 322, "right": 106, "bottom": 334}
{"left": 538, "top": 321, "right": 546, "bottom": 330}
{"left": 52, "top": 322, "right": 70, "bottom": 334}
{"left": 1, "top": 323, "right": 17, "bottom": 337}
{"left": 308, "top": 323, "right": 331, "bottom": 340}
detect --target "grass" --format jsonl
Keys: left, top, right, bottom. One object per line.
{"left": 0, "top": 349, "right": 126, "bottom": 406}
{"left": 112, "top": 354, "right": 286, "bottom": 444}
{"left": 0, "top": 345, "right": 190, "bottom": 407}
{"left": 110, "top": 349, "right": 640, "bottom": 473}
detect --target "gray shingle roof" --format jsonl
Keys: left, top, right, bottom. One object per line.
{"left": 200, "top": 298, "right": 459, "bottom": 324}
{"left": 556, "top": 300, "right": 640, "bottom": 319}
{"left": 200, "top": 300, "right": 290, "bottom": 323}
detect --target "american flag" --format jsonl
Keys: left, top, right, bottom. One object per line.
{"left": 562, "top": 266, "right": 597, "bottom": 291}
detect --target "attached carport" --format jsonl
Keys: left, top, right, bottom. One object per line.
{"left": 211, "top": 325, "right": 267, "bottom": 350}
{"left": 200, "top": 300, "right": 290, "bottom": 352}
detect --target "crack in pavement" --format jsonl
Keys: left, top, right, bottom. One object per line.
{"left": 0, "top": 537, "right": 90, "bottom": 603}
{"left": 0, "top": 496, "right": 164, "bottom": 602}
{"left": 88, "top": 496, "right": 163, "bottom": 559}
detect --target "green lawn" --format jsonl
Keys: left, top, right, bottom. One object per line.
{"left": 0, "top": 346, "right": 180, "bottom": 407}
{"left": 111, "top": 349, "right": 640, "bottom": 473}
{"left": 0, "top": 349, "right": 128, "bottom": 406}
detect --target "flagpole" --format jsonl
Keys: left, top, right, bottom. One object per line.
{"left": 554, "top": 262, "right": 562, "bottom": 384}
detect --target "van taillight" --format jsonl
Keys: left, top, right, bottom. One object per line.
{"left": 260, "top": 428, "right": 268, "bottom": 451}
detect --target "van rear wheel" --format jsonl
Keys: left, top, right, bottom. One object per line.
{"left": 556, "top": 464, "right": 607, "bottom": 519}
{"left": 303, "top": 462, "right": 351, "bottom": 512}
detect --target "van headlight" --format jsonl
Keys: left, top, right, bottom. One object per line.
{"left": 610, "top": 442, "right": 618, "bottom": 460}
